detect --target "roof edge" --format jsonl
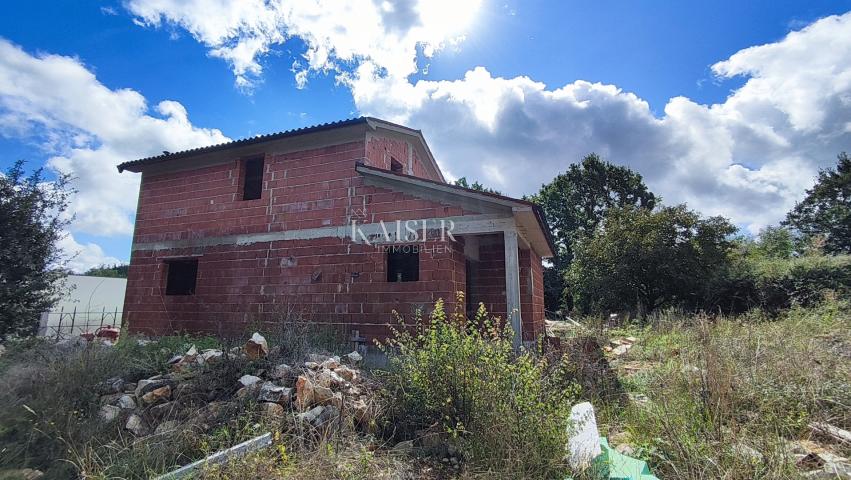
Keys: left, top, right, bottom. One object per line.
{"left": 117, "top": 117, "right": 370, "bottom": 173}
{"left": 356, "top": 163, "right": 555, "bottom": 256}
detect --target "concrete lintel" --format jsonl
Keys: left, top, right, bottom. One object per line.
{"left": 131, "top": 213, "right": 515, "bottom": 252}
{"left": 503, "top": 229, "right": 522, "bottom": 349}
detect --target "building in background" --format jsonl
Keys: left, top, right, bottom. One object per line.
{"left": 39, "top": 275, "right": 126, "bottom": 338}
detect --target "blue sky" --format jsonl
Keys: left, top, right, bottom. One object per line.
{"left": 1, "top": 1, "right": 851, "bottom": 270}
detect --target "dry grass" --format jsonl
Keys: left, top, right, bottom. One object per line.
{"left": 598, "top": 299, "right": 851, "bottom": 479}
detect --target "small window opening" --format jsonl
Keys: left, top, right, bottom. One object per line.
{"left": 165, "top": 259, "right": 198, "bottom": 295}
{"left": 390, "top": 157, "right": 404, "bottom": 174}
{"left": 387, "top": 246, "right": 419, "bottom": 282}
{"left": 242, "top": 157, "right": 264, "bottom": 200}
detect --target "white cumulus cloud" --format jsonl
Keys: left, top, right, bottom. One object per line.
{"left": 0, "top": 38, "right": 229, "bottom": 268}
{"left": 125, "top": 0, "right": 482, "bottom": 89}
{"left": 351, "top": 13, "right": 851, "bottom": 232}
{"left": 57, "top": 233, "right": 123, "bottom": 274}
{"left": 125, "top": 2, "right": 851, "bottom": 232}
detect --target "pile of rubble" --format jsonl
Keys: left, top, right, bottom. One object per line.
{"left": 95, "top": 333, "right": 374, "bottom": 438}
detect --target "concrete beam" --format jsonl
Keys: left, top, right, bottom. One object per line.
{"left": 131, "top": 213, "right": 516, "bottom": 252}
{"left": 503, "top": 229, "right": 522, "bottom": 349}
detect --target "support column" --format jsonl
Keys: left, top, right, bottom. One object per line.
{"left": 503, "top": 229, "right": 522, "bottom": 349}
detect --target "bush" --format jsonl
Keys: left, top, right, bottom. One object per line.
{"left": 720, "top": 254, "right": 851, "bottom": 314}
{"left": 380, "top": 296, "right": 578, "bottom": 479}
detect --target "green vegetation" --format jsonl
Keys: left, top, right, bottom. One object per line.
{"left": 453, "top": 176, "right": 502, "bottom": 195}
{"left": 0, "top": 160, "right": 73, "bottom": 341}
{"left": 784, "top": 152, "right": 851, "bottom": 254}
{"left": 531, "top": 153, "right": 656, "bottom": 312}
{"left": 381, "top": 297, "right": 579, "bottom": 478}
{"left": 579, "top": 299, "right": 851, "bottom": 480}
{"left": 83, "top": 264, "right": 130, "bottom": 278}
{"left": 568, "top": 205, "right": 736, "bottom": 315}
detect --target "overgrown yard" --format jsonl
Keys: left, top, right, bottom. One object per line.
{"left": 0, "top": 299, "right": 849, "bottom": 479}
{"left": 573, "top": 299, "right": 851, "bottom": 479}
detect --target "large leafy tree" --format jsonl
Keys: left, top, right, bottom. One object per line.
{"left": 0, "top": 161, "right": 72, "bottom": 340}
{"left": 530, "top": 154, "right": 656, "bottom": 312}
{"left": 784, "top": 152, "right": 851, "bottom": 254}
{"left": 454, "top": 176, "right": 501, "bottom": 195}
{"left": 568, "top": 205, "right": 736, "bottom": 316}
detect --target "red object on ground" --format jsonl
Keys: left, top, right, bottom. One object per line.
{"left": 95, "top": 326, "right": 121, "bottom": 341}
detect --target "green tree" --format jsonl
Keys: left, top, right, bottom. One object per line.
{"left": 530, "top": 153, "right": 656, "bottom": 312}
{"left": 752, "top": 225, "right": 797, "bottom": 259}
{"left": 84, "top": 264, "right": 129, "bottom": 278}
{"left": 568, "top": 205, "right": 736, "bottom": 316}
{"left": 454, "top": 176, "right": 501, "bottom": 195}
{"left": 0, "top": 161, "right": 73, "bottom": 340}
{"left": 784, "top": 152, "right": 851, "bottom": 254}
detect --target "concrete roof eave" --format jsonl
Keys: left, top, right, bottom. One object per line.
{"left": 356, "top": 163, "right": 555, "bottom": 258}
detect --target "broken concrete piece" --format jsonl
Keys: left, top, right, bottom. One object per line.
{"left": 320, "top": 358, "right": 340, "bottom": 370}
{"left": 315, "top": 405, "right": 340, "bottom": 426}
{"left": 117, "top": 394, "right": 137, "bottom": 409}
{"left": 99, "top": 405, "right": 120, "bottom": 422}
{"left": 238, "top": 375, "right": 262, "bottom": 388}
{"left": 245, "top": 332, "right": 268, "bottom": 359}
{"left": 810, "top": 422, "right": 851, "bottom": 445}
{"left": 126, "top": 414, "right": 148, "bottom": 436}
{"left": 200, "top": 349, "right": 223, "bottom": 364}
{"left": 344, "top": 351, "right": 362, "bottom": 364}
{"left": 258, "top": 382, "right": 292, "bottom": 404}
{"left": 567, "top": 402, "right": 602, "bottom": 470}
{"left": 298, "top": 405, "right": 325, "bottom": 424}
{"left": 135, "top": 377, "right": 170, "bottom": 398}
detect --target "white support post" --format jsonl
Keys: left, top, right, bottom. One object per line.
{"left": 503, "top": 229, "right": 522, "bottom": 349}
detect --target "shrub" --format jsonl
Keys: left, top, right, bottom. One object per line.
{"left": 380, "top": 296, "right": 578, "bottom": 479}
{"left": 720, "top": 254, "right": 851, "bottom": 314}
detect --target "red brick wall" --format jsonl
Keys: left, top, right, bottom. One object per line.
{"left": 365, "top": 135, "right": 441, "bottom": 181}
{"left": 125, "top": 237, "right": 466, "bottom": 339}
{"left": 465, "top": 234, "right": 545, "bottom": 341}
{"left": 126, "top": 139, "right": 470, "bottom": 338}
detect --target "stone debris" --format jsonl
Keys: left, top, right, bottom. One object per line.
{"left": 298, "top": 405, "right": 325, "bottom": 424}
{"left": 92, "top": 336, "right": 374, "bottom": 443}
{"left": 344, "top": 351, "right": 363, "bottom": 365}
{"left": 99, "top": 404, "right": 120, "bottom": 422}
{"left": 117, "top": 394, "right": 137, "bottom": 410}
{"left": 258, "top": 382, "right": 292, "bottom": 405}
{"left": 200, "top": 349, "right": 224, "bottom": 364}
{"left": 245, "top": 332, "right": 269, "bottom": 359}
{"left": 269, "top": 363, "right": 293, "bottom": 381}
{"left": 141, "top": 385, "right": 172, "bottom": 405}
{"left": 604, "top": 337, "right": 637, "bottom": 356}
{"left": 96, "top": 377, "right": 125, "bottom": 395}
{"left": 791, "top": 439, "right": 851, "bottom": 479}
{"left": 295, "top": 375, "right": 315, "bottom": 410}
{"left": 238, "top": 375, "right": 262, "bottom": 388}
{"left": 125, "top": 413, "right": 149, "bottom": 436}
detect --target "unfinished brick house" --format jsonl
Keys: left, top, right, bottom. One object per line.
{"left": 118, "top": 118, "right": 554, "bottom": 347}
